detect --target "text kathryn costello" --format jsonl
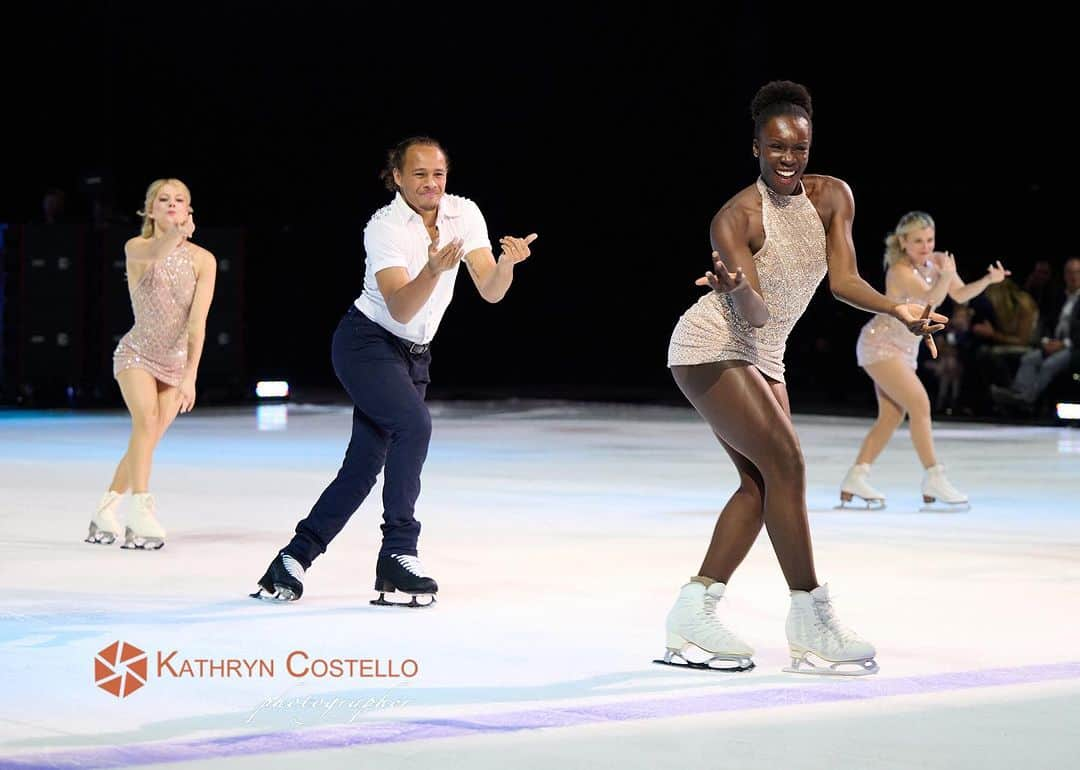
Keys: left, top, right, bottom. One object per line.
{"left": 156, "top": 651, "right": 419, "bottom": 679}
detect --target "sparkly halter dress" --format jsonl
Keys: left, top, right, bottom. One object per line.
{"left": 113, "top": 244, "right": 197, "bottom": 385}
{"left": 668, "top": 178, "right": 828, "bottom": 383}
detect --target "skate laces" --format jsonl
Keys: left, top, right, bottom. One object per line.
{"left": 393, "top": 554, "right": 428, "bottom": 577}
{"left": 702, "top": 593, "right": 718, "bottom": 618}
{"left": 814, "top": 598, "right": 859, "bottom": 645}
{"left": 698, "top": 592, "right": 733, "bottom": 632}
{"left": 133, "top": 494, "right": 156, "bottom": 516}
{"left": 95, "top": 496, "right": 121, "bottom": 523}
{"left": 280, "top": 554, "right": 305, "bottom": 582}
{"left": 927, "top": 467, "right": 964, "bottom": 498}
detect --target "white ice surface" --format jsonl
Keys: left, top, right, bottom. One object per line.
{"left": 1, "top": 402, "right": 1078, "bottom": 768}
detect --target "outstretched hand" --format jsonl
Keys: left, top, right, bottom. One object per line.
{"left": 426, "top": 237, "right": 465, "bottom": 275}
{"left": 986, "top": 260, "right": 1011, "bottom": 284}
{"left": 931, "top": 250, "right": 957, "bottom": 276}
{"left": 497, "top": 233, "right": 538, "bottom": 266}
{"left": 895, "top": 302, "right": 948, "bottom": 358}
{"left": 694, "top": 251, "right": 748, "bottom": 294}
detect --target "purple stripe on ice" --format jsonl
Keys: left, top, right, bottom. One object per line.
{"left": 4, "top": 661, "right": 1078, "bottom": 769}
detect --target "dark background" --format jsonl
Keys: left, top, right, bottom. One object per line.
{"left": 2, "top": 3, "right": 1072, "bottom": 412}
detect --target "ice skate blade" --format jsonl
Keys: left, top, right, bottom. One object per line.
{"left": 919, "top": 501, "right": 970, "bottom": 513}
{"left": 370, "top": 592, "right": 436, "bottom": 609}
{"left": 652, "top": 648, "right": 754, "bottom": 672}
{"left": 85, "top": 522, "right": 117, "bottom": 545}
{"left": 121, "top": 538, "right": 164, "bottom": 550}
{"left": 784, "top": 651, "right": 878, "bottom": 676}
{"left": 250, "top": 586, "right": 299, "bottom": 602}
{"left": 834, "top": 498, "right": 885, "bottom": 511}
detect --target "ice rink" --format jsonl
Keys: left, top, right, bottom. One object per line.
{"left": 2, "top": 401, "right": 1078, "bottom": 769}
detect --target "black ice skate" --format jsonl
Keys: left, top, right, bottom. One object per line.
{"left": 250, "top": 552, "right": 305, "bottom": 602}
{"left": 371, "top": 553, "right": 438, "bottom": 608}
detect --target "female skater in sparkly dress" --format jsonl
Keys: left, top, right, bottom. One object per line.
{"left": 85, "top": 178, "right": 217, "bottom": 549}
{"left": 839, "top": 211, "right": 1008, "bottom": 511}
{"left": 660, "top": 82, "right": 946, "bottom": 675}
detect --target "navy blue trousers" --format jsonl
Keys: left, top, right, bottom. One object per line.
{"left": 285, "top": 307, "right": 432, "bottom": 567}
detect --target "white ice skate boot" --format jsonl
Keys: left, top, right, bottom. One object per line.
{"left": 837, "top": 464, "right": 886, "bottom": 510}
{"left": 785, "top": 584, "right": 878, "bottom": 676}
{"left": 655, "top": 581, "right": 755, "bottom": 672}
{"left": 85, "top": 491, "right": 123, "bottom": 545}
{"left": 122, "top": 493, "right": 166, "bottom": 550}
{"left": 920, "top": 464, "right": 970, "bottom": 512}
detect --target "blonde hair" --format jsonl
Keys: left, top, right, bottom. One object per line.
{"left": 136, "top": 178, "right": 193, "bottom": 238}
{"left": 883, "top": 210, "right": 934, "bottom": 270}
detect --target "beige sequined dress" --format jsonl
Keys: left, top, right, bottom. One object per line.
{"left": 668, "top": 178, "right": 828, "bottom": 383}
{"left": 113, "top": 244, "right": 197, "bottom": 386}
{"left": 855, "top": 260, "right": 941, "bottom": 370}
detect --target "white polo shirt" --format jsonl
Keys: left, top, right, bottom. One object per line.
{"left": 355, "top": 192, "right": 491, "bottom": 344}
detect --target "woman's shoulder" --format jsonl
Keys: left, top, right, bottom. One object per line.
{"left": 713, "top": 182, "right": 762, "bottom": 225}
{"left": 804, "top": 174, "right": 852, "bottom": 200}
{"left": 123, "top": 235, "right": 151, "bottom": 258}
{"left": 803, "top": 174, "right": 854, "bottom": 219}
{"left": 183, "top": 241, "right": 216, "bottom": 269}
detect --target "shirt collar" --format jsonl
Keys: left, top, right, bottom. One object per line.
{"left": 391, "top": 192, "right": 461, "bottom": 225}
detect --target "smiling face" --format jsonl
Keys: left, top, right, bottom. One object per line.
{"left": 392, "top": 144, "right": 448, "bottom": 215}
{"left": 753, "top": 113, "right": 811, "bottom": 194}
{"left": 899, "top": 226, "right": 936, "bottom": 265}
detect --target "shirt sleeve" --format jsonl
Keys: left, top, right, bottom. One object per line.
{"left": 461, "top": 199, "right": 492, "bottom": 255}
{"left": 364, "top": 221, "right": 410, "bottom": 273}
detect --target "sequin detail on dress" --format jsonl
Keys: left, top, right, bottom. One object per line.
{"left": 113, "top": 244, "right": 197, "bottom": 385}
{"left": 855, "top": 259, "right": 940, "bottom": 370}
{"left": 667, "top": 178, "right": 828, "bottom": 383}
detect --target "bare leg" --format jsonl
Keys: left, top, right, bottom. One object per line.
{"left": 108, "top": 378, "right": 182, "bottom": 493}
{"left": 864, "top": 358, "right": 937, "bottom": 468}
{"left": 696, "top": 436, "right": 766, "bottom": 583}
{"left": 107, "top": 453, "right": 131, "bottom": 494}
{"left": 672, "top": 362, "right": 817, "bottom": 592}
{"left": 854, "top": 382, "right": 906, "bottom": 465}
{"left": 697, "top": 381, "right": 792, "bottom": 583}
{"left": 113, "top": 371, "right": 184, "bottom": 493}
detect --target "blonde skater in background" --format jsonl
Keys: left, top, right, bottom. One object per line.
{"left": 85, "top": 178, "right": 217, "bottom": 549}
{"left": 839, "top": 211, "right": 1008, "bottom": 511}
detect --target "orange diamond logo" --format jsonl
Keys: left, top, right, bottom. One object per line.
{"left": 94, "top": 641, "right": 148, "bottom": 698}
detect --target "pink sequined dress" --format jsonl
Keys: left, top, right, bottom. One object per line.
{"left": 667, "top": 178, "right": 828, "bottom": 383}
{"left": 113, "top": 244, "right": 197, "bottom": 386}
{"left": 855, "top": 260, "right": 941, "bottom": 370}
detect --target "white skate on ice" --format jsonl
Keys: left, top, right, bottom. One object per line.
{"left": 655, "top": 581, "right": 755, "bottom": 672}
{"left": 85, "top": 491, "right": 123, "bottom": 545}
{"left": 836, "top": 464, "right": 886, "bottom": 510}
{"left": 920, "top": 464, "right": 970, "bottom": 512}
{"left": 785, "top": 584, "right": 878, "bottom": 676}
{"left": 122, "top": 493, "right": 166, "bottom": 550}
